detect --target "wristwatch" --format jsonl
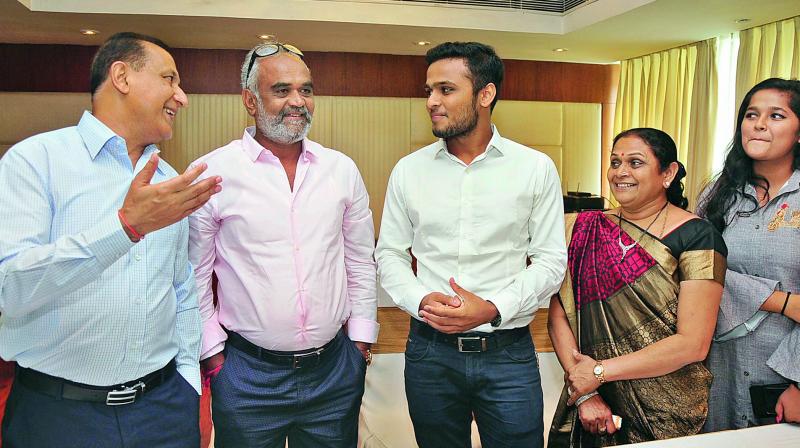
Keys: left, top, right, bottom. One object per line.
{"left": 487, "top": 301, "right": 502, "bottom": 327}
{"left": 593, "top": 360, "right": 606, "bottom": 384}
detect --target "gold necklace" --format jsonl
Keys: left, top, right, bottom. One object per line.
{"left": 617, "top": 203, "right": 668, "bottom": 262}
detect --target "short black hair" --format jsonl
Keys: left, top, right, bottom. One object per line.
{"left": 90, "top": 32, "right": 170, "bottom": 96}
{"left": 425, "top": 41, "right": 504, "bottom": 111}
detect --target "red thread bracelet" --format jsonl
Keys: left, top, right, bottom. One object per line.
{"left": 117, "top": 209, "right": 144, "bottom": 241}
{"left": 202, "top": 364, "right": 223, "bottom": 388}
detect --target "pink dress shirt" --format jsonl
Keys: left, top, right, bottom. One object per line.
{"left": 188, "top": 128, "right": 378, "bottom": 358}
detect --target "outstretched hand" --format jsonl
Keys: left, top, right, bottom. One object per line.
{"left": 120, "top": 154, "right": 222, "bottom": 237}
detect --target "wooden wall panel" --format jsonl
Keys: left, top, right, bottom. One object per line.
{"left": 158, "top": 94, "right": 253, "bottom": 170}
{"left": 0, "top": 92, "right": 90, "bottom": 145}
{"left": 0, "top": 43, "right": 617, "bottom": 104}
{"left": 0, "top": 91, "right": 602, "bottom": 227}
{"left": 304, "top": 53, "right": 428, "bottom": 98}
{"left": 170, "top": 48, "right": 247, "bottom": 94}
{"left": 0, "top": 44, "right": 95, "bottom": 92}
{"left": 502, "top": 59, "right": 618, "bottom": 104}
{"left": 306, "top": 96, "right": 334, "bottom": 147}
{"left": 563, "top": 103, "right": 602, "bottom": 194}
{"left": 327, "top": 97, "right": 412, "bottom": 234}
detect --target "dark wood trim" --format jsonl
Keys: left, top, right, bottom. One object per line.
{"left": 0, "top": 44, "right": 617, "bottom": 104}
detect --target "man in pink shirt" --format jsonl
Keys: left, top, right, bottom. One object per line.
{"left": 188, "top": 43, "right": 378, "bottom": 448}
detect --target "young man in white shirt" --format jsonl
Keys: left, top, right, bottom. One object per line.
{"left": 376, "top": 41, "right": 567, "bottom": 448}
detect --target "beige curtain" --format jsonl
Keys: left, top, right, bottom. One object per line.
{"left": 736, "top": 15, "right": 800, "bottom": 105}
{"left": 614, "top": 39, "right": 718, "bottom": 210}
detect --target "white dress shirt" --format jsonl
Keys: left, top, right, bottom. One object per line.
{"left": 376, "top": 126, "right": 567, "bottom": 332}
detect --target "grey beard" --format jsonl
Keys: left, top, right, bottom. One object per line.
{"left": 256, "top": 102, "right": 312, "bottom": 145}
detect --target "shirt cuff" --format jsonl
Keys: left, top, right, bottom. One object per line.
{"left": 490, "top": 289, "right": 525, "bottom": 327}
{"left": 85, "top": 214, "right": 136, "bottom": 266}
{"left": 176, "top": 363, "right": 202, "bottom": 395}
{"left": 404, "top": 284, "right": 433, "bottom": 318}
{"left": 200, "top": 317, "right": 227, "bottom": 360}
{"left": 346, "top": 317, "right": 380, "bottom": 344}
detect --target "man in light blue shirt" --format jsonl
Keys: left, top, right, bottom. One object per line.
{"left": 0, "top": 32, "right": 221, "bottom": 447}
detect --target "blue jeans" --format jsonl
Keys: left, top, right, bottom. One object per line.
{"left": 1, "top": 365, "right": 200, "bottom": 448}
{"left": 211, "top": 329, "right": 367, "bottom": 448}
{"left": 405, "top": 322, "right": 544, "bottom": 448}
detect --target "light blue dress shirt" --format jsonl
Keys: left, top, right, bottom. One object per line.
{"left": 0, "top": 111, "right": 201, "bottom": 393}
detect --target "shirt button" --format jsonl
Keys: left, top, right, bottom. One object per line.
{"left": 295, "top": 247, "right": 300, "bottom": 252}
{"left": 744, "top": 371, "right": 750, "bottom": 376}
{"left": 755, "top": 225, "right": 760, "bottom": 229}
{"left": 134, "top": 255, "right": 142, "bottom": 261}
{"left": 741, "top": 415, "right": 747, "bottom": 420}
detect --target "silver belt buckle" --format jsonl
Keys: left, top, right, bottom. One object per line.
{"left": 457, "top": 336, "right": 487, "bottom": 353}
{"left": 292, "top": 349, "right": 323, "bottom": 369}
{"left": 106, "top": 381, "right": 145, "bottom": 406}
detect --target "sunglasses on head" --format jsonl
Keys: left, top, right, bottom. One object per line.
{"left": 244, "top": 43, "right": 304, "bottom": 83}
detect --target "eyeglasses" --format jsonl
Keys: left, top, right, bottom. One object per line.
{"left": 244, "top": 43, "right": 304, "bottom": 83}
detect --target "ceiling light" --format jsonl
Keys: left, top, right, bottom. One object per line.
{"left": 415, "top": 41, "right": 431, "bottom": 46}
{"left": 257, "top": 34, "right": 276, "bottom": 41}
{"left": 80, "top": 29, "right": 99, "bottom": 35}
{"left": 553, "top": 48, "right": 568, "bottom": 52}
{"left": 735, "top": 18, "right": 750, "bottom": 24}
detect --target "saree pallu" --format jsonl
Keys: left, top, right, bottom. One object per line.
{"left": 549, "top": 211, "right": 725, "bottom": 447}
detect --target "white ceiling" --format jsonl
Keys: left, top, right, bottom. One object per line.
{"left": 2, "top": 0, "right": 799, "bottom": 63}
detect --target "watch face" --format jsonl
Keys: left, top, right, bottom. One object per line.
{"left": 593, "top": 365, "right": 603, "bottom": 375}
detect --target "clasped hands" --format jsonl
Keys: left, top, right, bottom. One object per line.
{"left": 566, "top": 350, "right": 619, "bottom": 436}
{"left": 418, "top": 278, "right": 498, "bottom": 334}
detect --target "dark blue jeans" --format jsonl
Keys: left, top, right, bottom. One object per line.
{"left": 1, "top": 365, "right": 200, "bottom": 448}
{"left": 211, "top": 329, "right": 367, "bottom": 448}
{"left": 405, "top": 323, "right": 544, "bottom": 448}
